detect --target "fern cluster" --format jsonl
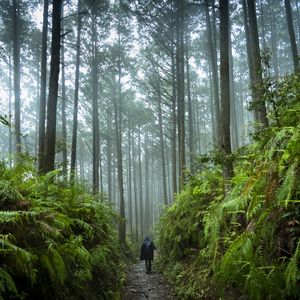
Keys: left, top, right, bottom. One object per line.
{"left": 0, "top": 160, "right": 125, "bottom": 300}
{"left": 158, "top": 74, "right": 300, "bottom": 299}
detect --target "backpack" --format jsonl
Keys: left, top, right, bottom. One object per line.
{"left": 145, "top": 240, "right": 151, "bottom": 255}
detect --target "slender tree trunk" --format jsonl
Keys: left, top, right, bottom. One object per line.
{"left": 8, "top": 52, "right": 13, "bottom": 166}
{"left": 296, "top": 0, "right": 300, "bottom": 46}
{"left": 171, "top": 46, "right": 177, "bottom": 197}
{"left": 229, "top": 22, "right": 239, "bottom": 150}
{"left": 205, "top": 0, "right": 221, "bottom": 146}
{"left": 35, "top": 61, "right": 40, "bottom": 156}
{"left": 175, "top": 0, "right": 186, "bottom": 190}
{"left": 79, "top": 135, "right": 85, "bottom": 182}
{"left": 92, "top": 14, "right": 100, "bottom": 194}
{"left": 242, "top": 0, "right": 255, "bottom": 85}
{"left": 219, "top": 0, "right": 234, "bottom": 179}
{"left": 116, "top": 32, "right": 126, "bottom": 244}
{"left": 44, "top": 0, "right": 62, "bottom": 173}
{"left": 70, "top": 0, "right": 82, "bottom": 182}
{"left": 138, "top": 125, "right": 144, "bottom": 238}
{"left": 132, "top": 133, "right": 139, "bottom": 241}
{"left": 269, "top": 0, "right": 279, "bottom": 76}
{"left": 185, "top": 33, "right": 195, "bottom": 171}
{"left": 61, "top": 6, "right": 67, "bottom": 178}
{"left": 127, "top": 123, "right": 133, "bottom": 239}
{"left": 106, "top": 110, "right": 112, "bottom": 201}
{"left": 144, "top": 129, "right": 150, "bottom": 233}
{"left": 157, "top": 77, "right": 168, "bottom": 205}
{"left": 38, "top": 0, "right": 48, "bottom": 174}
{"left": 12, "top": 0, "right": 21, "bottom": 155}
{"left": 285, "top": 0, "right": 300, "bottom": 73}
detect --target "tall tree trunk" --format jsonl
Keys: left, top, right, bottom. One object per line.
{"left": 171, "top": 46, "right": 177, "bottom": 197}
{"left": 269, "top": 0, "right": 279, "bottom": 76}
{"left": 242, "top": 0, "right": 255, "bottom": 91}
{"left": 247, "top": 0, "right": 268, "bottom": 128}
{"left": 92, "top": 14, "right": 100, "bottom": 194}
{"left": 185, "top": 33, "right": 195, "bottom": 171}
{"left": 229, "top": 22, "right": 239, "bottom": 150}
{"left": 219, "top": 0, "right": 234, "bottom": 179}
{"left": 70, "top": 0, "right": 82, "bottom": 182}
{"left": 79, "top": 135, "right": 85, "bottom": 182}
{"left": 144, "top": 129, "right": 150, "bottom": 233}
{"left": 205, "top": 0, "right": 221, "bottom": 146}
{"left": 127, "top": 123, "right": 133, "bottom": 239}
{"left": 38, "top": 0, "right": 48, "bottom": 174}
{"left": 175, "top": 0, "right": 186, "bottom": 190}
{"left": 157, "top": 77, "right": 168, "bottom": 205}
{"left": 8, "top": 52, "right": 13, "bottom": 166}
{"left": 296, "top": 0, "right": 300, "bottom": 46}
{"left": 106, "top": 110, "right": 112, "bottom": 201}
{"left": 138, "top": 125, "right": 144, "bottom": 238}
{"left": 116, "top": 32, "right": 126, "bottom": 244}
{"left": 132, "top": 133, "right": 139, "bottom": 241}
{"left": 12, "top": 0, "right": 21, "bottom": 155}
{"left": 61, "top": 6, "right": 67, "bottom": 178}
{"left": 285, "top": 0, "right": 300, "bottom": 73}
{"left": 44, "top": 0, "right": 62, "bottom": 173}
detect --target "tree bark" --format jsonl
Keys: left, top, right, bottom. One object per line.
{"left": 205, "top": 0, "right": 221, "bottom": 146}
{"left": 38, "top": 0, "right": 48, "bottom": 174}
{"left": 132, "top": 133, "right": 139, "bottom": 241}
{"left": 70, "top": 0, "right": 82, "bottom": 182}
{"left": 61, "top": 5, "right": 67, "bottom": 178}
{"left": 284, "top": 0, "right": 300, "bottom": 73}
{"left": 246, "top": 0, "right": 268, "bottom": 128}
{"left": 156, "top": 76, "right": 168, "bottom": 205}
{"left": 127, "top": 122, "right": 133, "bottom": 239}
{"left": 269, "top": 0, "right": 279, "bottom": 76}
{"left": 116, "top": 31, "right": 126, "bottom": 245}
{"left": 185, "top": 33, "right": 195, "bottom": 171}
{"left": 92, "top": 14, "right": 100, "bottom": 194}
{"left": 219, "top": 0, "right": 234, "bottom": 179}
{"left": 12, "top": 0, "right": 21, "bottom": 155}
{"left": 171, "top": 45, "right": 177, "bottom": 197}
{"left": 44, "top": 0, "right": 62, "bottom": 173}
{"left": 138, "top": 125, "right": 144, "bottom": 238}
{"left": 175, "top": 0, "right": 186, "bottom": 191}
{"left": 106, "top": 110, "right": 112, "bottom": 201}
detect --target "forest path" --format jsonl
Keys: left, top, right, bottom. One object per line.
{"left": 121, "top": 260, "right": 177, "bottom": 299}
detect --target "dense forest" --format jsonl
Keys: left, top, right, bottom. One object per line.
{"left": 0, "top": 0, "right": 299, "bottom": 299}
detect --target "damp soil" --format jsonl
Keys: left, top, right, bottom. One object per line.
{"left": 121, "top": 260, "right": 177, "bottom": 300}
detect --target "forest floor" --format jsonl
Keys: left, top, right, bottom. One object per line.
{"left": 121, "top": 260, "right": 177, "bottom": 300}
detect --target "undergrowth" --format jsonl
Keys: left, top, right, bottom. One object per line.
{"left": 0, "top": 161, "right": 125, "bottom": 300}
{"left": 158, "top": 74, "right": 300, "bottom": 300}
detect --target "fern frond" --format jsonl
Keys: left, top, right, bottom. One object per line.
{"left": 0, "top": 267, "right": 18, "bottom": 296}
{"left": 285, "top": 240, "right": 300, "bottom": 294}
{"left": 0, "top": 211, "right": 37, "bottom": 225}
{"left": 220, "top": 231, "right": 255, "bottom": 278}
{"left": 47, "top": 242, "right": 67, "bottom": 284}
{"left": 73, "top": 218, "right": 94, "bottom": 239}
{"left": 1, "top": 238, "right": 37, "bottom": 283}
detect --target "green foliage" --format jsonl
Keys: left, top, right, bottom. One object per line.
{"left": 158, "top": 74, "right": 300, "bottom": 299}
{"left": 0, "top": 162, "right": 125, "bottom": 299}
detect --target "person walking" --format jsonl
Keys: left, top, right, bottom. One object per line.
{"left": 140, "top": 236, "right": 156, "bottom": 274}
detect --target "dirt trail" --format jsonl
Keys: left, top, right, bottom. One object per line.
{"left": 121, "top": 260, "right": 177, "bottom": 300}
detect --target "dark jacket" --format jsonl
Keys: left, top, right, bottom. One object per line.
{"left": 140, "top": 237, "right": 156, "bottom": 261}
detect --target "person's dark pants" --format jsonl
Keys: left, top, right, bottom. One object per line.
{"left": 145, "top": 260, "right": 152, "bottom": 273}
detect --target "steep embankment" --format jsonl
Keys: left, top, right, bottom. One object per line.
{"left": 158, "top": 75, "right": 300, "bottom": 299}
